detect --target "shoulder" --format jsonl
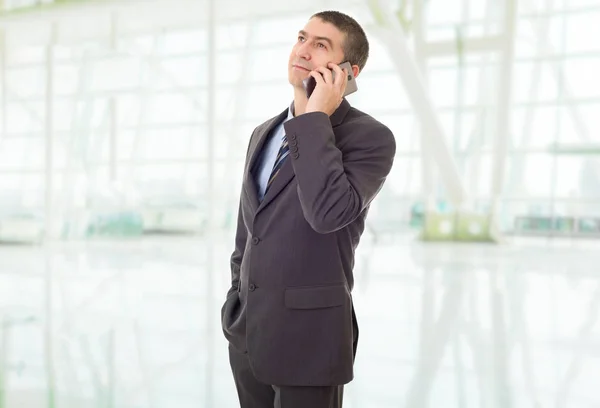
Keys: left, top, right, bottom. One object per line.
{"left": 339, "top": 107, "right": 396, "bottom": 153}
{"left": 345, "top": 107, "right": 393, "bottom": 134}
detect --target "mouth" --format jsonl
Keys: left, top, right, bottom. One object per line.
{"left": 292, "top": 65, "right": 310, "bottom": 72}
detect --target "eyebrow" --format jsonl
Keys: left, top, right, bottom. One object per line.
{"left": 298, "top": 30, "right": 334, "bottom": 50}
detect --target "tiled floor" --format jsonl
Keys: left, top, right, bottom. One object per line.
{"left": 0, "top": 234, "right": 598, "bottom": 407}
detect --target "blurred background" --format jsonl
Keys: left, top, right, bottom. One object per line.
{"left": 0, "top": 0, "right": 599, "bottom": 407}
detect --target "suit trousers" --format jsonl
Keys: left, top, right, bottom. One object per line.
{"left": 228, "top": 344, "right": 344, "bottom": 408}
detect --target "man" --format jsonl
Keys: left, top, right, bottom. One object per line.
{"left": 220, "top": 10, "right": 396, "bottom": 408}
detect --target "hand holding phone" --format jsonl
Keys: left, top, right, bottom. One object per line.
{"left": 302, "top": 61, "right": 358, "bottom": 99}
{"left": 302, "top": 61, "right": 358, "bottom": 116}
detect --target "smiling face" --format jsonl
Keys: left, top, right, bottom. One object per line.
{"left": 287, "top": 17, "right": 347, "bottom": 88}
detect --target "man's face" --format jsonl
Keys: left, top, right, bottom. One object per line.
{"left": 288, "top": 17, "right": 346, "bottom": 88}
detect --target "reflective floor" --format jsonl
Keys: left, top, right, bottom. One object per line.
{"left": 0, "top": 233, "right": 599, "bottom": 407}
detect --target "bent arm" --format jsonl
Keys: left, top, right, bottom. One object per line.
{"left": 284, "top": 112, "right": 396, "bottom": 234}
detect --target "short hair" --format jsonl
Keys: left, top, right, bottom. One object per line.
{"left": 311, "top": 10, "right": 370, "bottom": 72}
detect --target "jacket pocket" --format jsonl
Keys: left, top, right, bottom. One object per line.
{"left": 221, "top": 292, "right": 244, "bottom": 335}
{"left": 284, "top": 283, "right": 347, "bottom": 310}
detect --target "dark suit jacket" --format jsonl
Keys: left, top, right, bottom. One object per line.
{"left": 221, "top": 99, "right": 396, "bottom": 387}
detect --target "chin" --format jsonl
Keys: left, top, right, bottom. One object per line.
{"left": 288, "top": 73, "right": 304, "bottom": 85}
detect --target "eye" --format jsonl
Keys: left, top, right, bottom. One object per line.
{"left": 317, "top": 42, "right": 326, "bottom": 49}
{"left": 298, "top": 36, "right": 305, "bottom": 42}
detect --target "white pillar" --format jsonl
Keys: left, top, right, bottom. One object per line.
{"left": 490, "top": 0, "right": 517, "bottom": 212}
{"left": 368, "top": 0, "right": 468, "bottom": 207}
{"left": 412, "top": 0, "right": 436, "bottom": 212}
{"left": 109, "top": 13, "right": 118, "bottom": 183}
{"left": 109, "top": 98, "right": 117, "bottom": 183}
{"left": 44, "top": 23, "right": 57, "bottom": 240}
{"left": 204, "top": 0, "right": 216, "bottom": 407}
{"left": 0, "top": 317, "right": 7, "bottom": 408}
{"left": 44, "top": 252, "right": 56, "bottom": 408}
{"left": 0, "top": 28, "right": 6, "bottom": 142}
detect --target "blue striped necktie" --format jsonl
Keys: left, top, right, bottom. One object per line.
{"left": 266, "top": 135, "right": 290, "bottom": 193}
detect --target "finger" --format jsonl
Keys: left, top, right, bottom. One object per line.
{"left": 328, "top": 63, "right": 345, "bottom": 87}
{"left": 309, "top": 70, "right": 326, "bottom": 86}
{"left": 314, "top": 66, "right": 333, "bottom": 84}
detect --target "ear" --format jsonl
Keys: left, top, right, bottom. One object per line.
{"left": 351, "top": 65, "right": 360, "bottom": 78}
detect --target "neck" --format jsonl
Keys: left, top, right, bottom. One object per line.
{"left": 292, "top": 86, "right": 309, "bottom": 116}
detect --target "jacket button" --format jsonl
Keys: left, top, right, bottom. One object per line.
{"left": 249, "top": 283, "right": 256, "bottom": 291}
{"left": 292, "top": 153, "right": 299, "bottom": 159}
{"left": 252, "top": 237, "right": 260, "bottom": 245}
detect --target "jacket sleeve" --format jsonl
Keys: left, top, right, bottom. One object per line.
{"left": 283, "top": 111, "right": 396, "bottom": 234}
{"left": 227, "top": 130, "right": 255, "bottom": 297}
{"left": 227, "top": 193, "right": 247, "bottom": 297}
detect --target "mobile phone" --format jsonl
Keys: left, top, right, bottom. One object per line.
{"left": 302, "top": 61, "right": 358, "bottom": 99}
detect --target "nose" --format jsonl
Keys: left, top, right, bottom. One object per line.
{"left": 295, "top": 41, "right": 311, "bottom": 61}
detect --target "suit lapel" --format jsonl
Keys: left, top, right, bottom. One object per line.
{"left": 256, "top": 154, "right": 294, "bottom": 215}
{"left": 244, "top": 99, "right": 351, "bottom": 216}
{"left": 243, "top": 108, "right": 289, "bottom": 213}
{"left": 255, "top": 100, "right": 351, "bottom": 215}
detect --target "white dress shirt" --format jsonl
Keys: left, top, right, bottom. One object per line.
{"left": 255, "top": 104, "right": 295, "bottom": 202}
